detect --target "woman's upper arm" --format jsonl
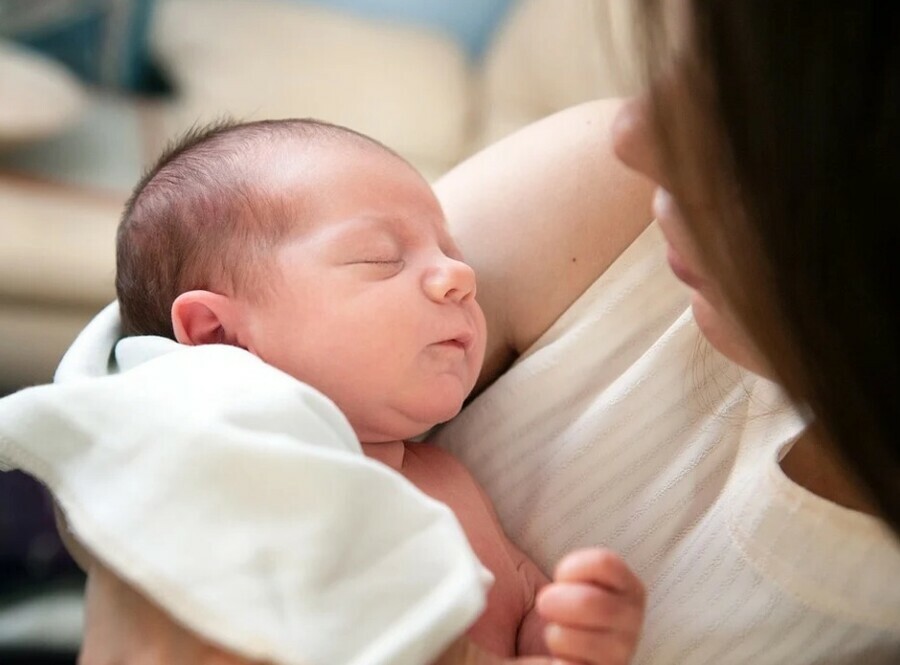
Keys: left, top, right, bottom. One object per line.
{"left": 435, "top": 99, "right": 653, "bottom": 390}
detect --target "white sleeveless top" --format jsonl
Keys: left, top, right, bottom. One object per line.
{"left": 433, "top": 222, "right": 900, "bottom": 663}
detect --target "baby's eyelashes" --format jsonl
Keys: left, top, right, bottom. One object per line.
{"left": 347, "top": 259, "right": 406, "bottom": 278}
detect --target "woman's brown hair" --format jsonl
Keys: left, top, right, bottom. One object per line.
{"left": 634, "top": 1, "right": 898, "bottom": 528}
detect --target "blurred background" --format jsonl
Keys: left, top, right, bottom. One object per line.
{"left": 0, "top": 0, "right": 636, "bottom": 661}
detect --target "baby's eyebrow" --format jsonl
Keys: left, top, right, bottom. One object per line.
{"left": 349, "top": 219, "right": 463, "bottom": 261}
{"left": 347, "top": 214, "right": 449, "bottom": 245}
{"left": 316, "top": 218, "right": 405, "bottom": 255}
{"left": 336, "top": 219, "right": 403, "bottom": 246}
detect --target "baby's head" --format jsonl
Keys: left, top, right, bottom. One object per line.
{"left": 117, "top": 119, "right": 486, "bottom": 442}
{"left": 117, "top": 119, "right": 392, "bottom": 339}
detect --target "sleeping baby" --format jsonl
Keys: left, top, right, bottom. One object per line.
{"left": 115, "top": 117, "right": 644, "bottom": 663}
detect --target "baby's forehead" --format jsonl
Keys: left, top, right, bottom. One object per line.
{"left": 259, "top": 137, "right": 412, "bottom": 198}
{"left": 266, "top": 130, "right": 399, "bottom": 167}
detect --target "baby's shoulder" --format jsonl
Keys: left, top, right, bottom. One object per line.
{"left": 404, "top": 440, "right": 471, "bottom": 473}
{"left": 403, "top": 441, "right": 488, "bottom": 497}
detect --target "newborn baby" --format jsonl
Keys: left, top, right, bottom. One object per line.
{"left": 116, "top": 118, "right": 644, "bottom": 663}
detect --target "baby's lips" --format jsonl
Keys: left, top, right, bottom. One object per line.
{"left": 452, "top": 330, "right": 475, "bottom": 351}
{"left": 433, "top": 327, "right": 475, "bottom": 351}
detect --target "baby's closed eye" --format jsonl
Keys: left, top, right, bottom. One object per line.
{"left": 356, "top": 258, "right": 402, "bottom": 265}
{"left": 346, "top": 257, "right": 405, "bottom": 278}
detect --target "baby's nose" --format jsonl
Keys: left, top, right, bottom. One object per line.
{"left": 424, "top": 258, "right": 476, "bottom": 304}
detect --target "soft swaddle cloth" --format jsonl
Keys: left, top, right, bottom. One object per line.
{"left": 0, "top": 303, "right": 491, "bottom": 665}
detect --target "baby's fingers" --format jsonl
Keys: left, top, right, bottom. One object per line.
{"left": 544, "top": 623, "right": 635, "bottom": 665}
{"left": 554, "top": 549, "right": 644, "bottom": 602}
{"left": 536, "top": 582, "right": 642, "bottom": 633}
{"left": 537, "top": 548, "right": 645, "bottom": 664}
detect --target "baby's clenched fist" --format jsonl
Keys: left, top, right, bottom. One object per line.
{"left": 535, "top": 548, "right": 645, "bottom": 665}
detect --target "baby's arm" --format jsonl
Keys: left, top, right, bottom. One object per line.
{"left": 438, "top": 558, "right": 646, "bottom": 665}
{"left": 536, "top": 548, "right": 645, "bottom": 665}
{"left": 463, "top": 462, "right": 643, "bottom": 663}
{"left": 510, "top": 545, "right": 551, "bottom": 657}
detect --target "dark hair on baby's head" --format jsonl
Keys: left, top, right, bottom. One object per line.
{"left": 116, "top": 117, "right": 398, "bottom": 339}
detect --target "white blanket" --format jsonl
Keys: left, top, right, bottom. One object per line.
{"left": 0, "top": 302, "right": 490, "bottom": 665}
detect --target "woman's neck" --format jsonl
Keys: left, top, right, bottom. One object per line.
{"left": 779, "top": 424, "right": 878, "bottom": 516}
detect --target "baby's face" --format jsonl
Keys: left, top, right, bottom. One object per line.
{"left": 241, "top": 143, "right": 486, "bottom": 443}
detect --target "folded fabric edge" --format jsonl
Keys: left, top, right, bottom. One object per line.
{"left": 0, "top": 386, "right": 489, "bottom": 665}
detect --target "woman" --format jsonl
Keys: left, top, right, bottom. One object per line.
{"left": 78, "top": 1, "right": 898, "bottom": 663}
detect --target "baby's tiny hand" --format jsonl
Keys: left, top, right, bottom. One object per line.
{"left": 535, "top": 548, "right": 645, "bottom": 665}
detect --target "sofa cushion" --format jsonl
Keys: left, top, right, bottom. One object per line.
{"left": 476, "top": 0, "right": 639, "bottom": 148}
{"left": 293, "top": 0, "right": 516, "bottom": 58}
{"left": 0, "top": 176, "right": 120, "bottom": 308}
{"left": 151, "top": 0, "right": 473, "bottom": 180}
{"left": 0, "top": 41, "right": 86, "bottom": 148}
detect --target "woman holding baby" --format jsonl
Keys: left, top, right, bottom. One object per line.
{"left": 77, "top": 2, "right": 899, "bottom": 663}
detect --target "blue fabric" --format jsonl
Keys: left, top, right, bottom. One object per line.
{"left": 293, "top": 0, "right": 517, "bottom": 58}
{"left": 0, "top": 0, "right": 159, "bottom": 93}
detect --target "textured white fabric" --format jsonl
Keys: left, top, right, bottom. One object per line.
{"left": 0, "top": 303, "right": 490, "bottom": 665}
{"left": 433, "top": 222, "right": 900, "bottom": 663}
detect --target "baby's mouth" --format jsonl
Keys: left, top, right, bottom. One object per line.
{"left": 435, "top": 331, "right": 474, "bottom": 352}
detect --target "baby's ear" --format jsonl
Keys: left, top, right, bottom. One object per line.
{"left": 171, "top": 291, "right": 241, "bottom": 346}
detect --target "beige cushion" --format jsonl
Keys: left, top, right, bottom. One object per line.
{"left": 151, "top": 0, "right": 473, "bottom": 180}
{"left": 0, "top": 177, "right": 121, "bottom": 307}
{"left": 0, "top": 40, "right": 86, "bottom": 148}
{"left": 476, "top": 0, "right": 639, "bottom": 148}
{"left": 0, "top": 176, "right": 120, "bottom": 386}
{"left": 0, "top": 304, "right": 101, "bottom": 388}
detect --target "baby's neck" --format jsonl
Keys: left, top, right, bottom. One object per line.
{"left": 360, "top": 440, "right": 406, "bottom": 471}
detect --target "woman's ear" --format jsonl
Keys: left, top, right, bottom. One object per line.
{"left": 171, "top": 291, "right": 243, "bottom": 346}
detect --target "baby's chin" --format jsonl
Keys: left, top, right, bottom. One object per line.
{"left": 354, "top": 395, "right": 466, "bottom": 443}
{"left": 414, "top": 383, "right": 471, "bottom": 426}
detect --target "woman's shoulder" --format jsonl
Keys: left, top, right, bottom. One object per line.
{"left": 436, "top": 100, "right": 655, "bottom": 392}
